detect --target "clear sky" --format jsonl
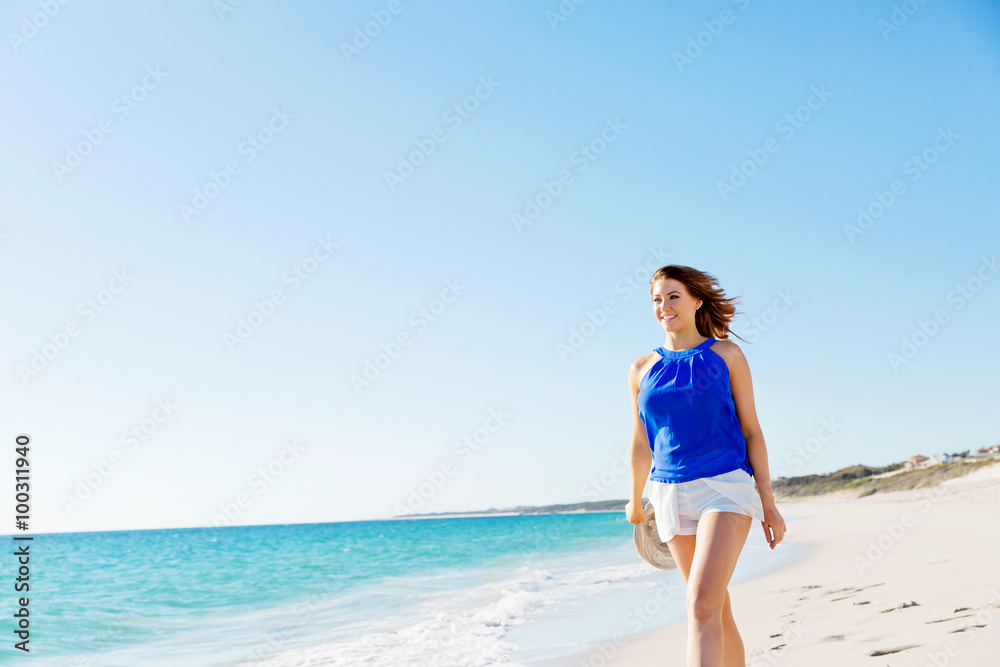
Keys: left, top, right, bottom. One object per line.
{"left": 2, "top": 0, "right": 998, "bottom": 534}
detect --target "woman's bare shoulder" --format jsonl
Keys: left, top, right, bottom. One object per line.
{"left": 629, "top": 350, "right": 660, "bottom": 381}
{"left": 708, "top": 338, "right": 746, "bottom": 364}
{"left": 630, "top": 350, "right": 658, "bottom": 370}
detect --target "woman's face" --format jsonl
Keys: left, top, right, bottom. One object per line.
{"left": 651, "top": 278, "right": 702, "bottom": 333}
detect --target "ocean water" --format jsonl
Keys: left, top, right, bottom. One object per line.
{"left": 0, "top": 512, "right": 802, "bottom": 666}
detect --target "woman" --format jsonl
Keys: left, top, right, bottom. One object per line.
{"left": 625, "top": 264, "right": 787, "bottom": 666}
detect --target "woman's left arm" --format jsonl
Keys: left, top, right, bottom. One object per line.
{"left": 721, "top": 341, "right": 786, "bottom": 549}
{"left": 722, "top": 342, "right": 775, "bottom": 506}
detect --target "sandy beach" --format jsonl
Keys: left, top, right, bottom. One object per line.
{"left": 538, "top": 460, "right": 1000, "bottom": 666}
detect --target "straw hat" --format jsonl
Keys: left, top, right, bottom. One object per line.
{"left": 633, "top": 501, "right": 677, "bottom": 570}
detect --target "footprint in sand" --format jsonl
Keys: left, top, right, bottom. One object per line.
{"left": 825, "top": 587, "right": 857, "bottom": 601}
{"left": 880, "top": 600, "right": 920, "bottom": 613}
{"left": 857, "top": 582, "right": 886, "bottom": 591}
{"left": 870, "top": 644, "right": 922, "bottom": 656}
{"left": 948, "top": 624, "right": 988, "bottom": 633}
{"left": 824, "top": 582, "right": 886, "bottom": 602}
{"left": 927, "top": 614, "right": 975, "bottom": 624}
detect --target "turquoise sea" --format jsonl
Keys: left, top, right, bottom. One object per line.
{"left": 0, "top": 512, "right": 802, "bottom": 665}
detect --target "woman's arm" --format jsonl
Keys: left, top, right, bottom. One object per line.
{"left": 628, "top": 358, "right": 652, "bottom": 509}
{"left": 721, "top": 342, "right": 775, "bottom": 505}
{"left": 723, "top": 340, "right": 787, "bottom": 549}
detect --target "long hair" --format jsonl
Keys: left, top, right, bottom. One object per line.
{"left": 648, "top": 265, "right": 748, "bottom": 343}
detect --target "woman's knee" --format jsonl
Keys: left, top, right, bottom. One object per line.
{"left": 687, "top": 585, "right": 726, "bottom": 625}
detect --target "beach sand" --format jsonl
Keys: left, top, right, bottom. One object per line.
{"left": 537, "top": 460, "right": 1000, "bottom": 666}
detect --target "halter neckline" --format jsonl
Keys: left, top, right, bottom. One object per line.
{"left": 655, "top": 338, "right": 716, "bottom": 359}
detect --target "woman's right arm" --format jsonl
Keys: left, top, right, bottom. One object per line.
{"left": 626, "top": 358, "right": 652, "bottom": 523}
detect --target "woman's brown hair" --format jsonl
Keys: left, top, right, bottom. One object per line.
{"left": 649, "top": 265, "right": 749, "bottom": 343}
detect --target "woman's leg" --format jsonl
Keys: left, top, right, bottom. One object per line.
{"left": 666, "top": 533, "right": 697, "bottom": 582}
{"left": 720, "top": 589, "right": 745, "bottom": 667}
{"left": 685, "top": 511, "right": 752, "bottom": 666}
{"left": 667, "top": 526, "right": 748, "bottom": 666}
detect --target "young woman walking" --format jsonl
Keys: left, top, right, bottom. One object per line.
{"left": 625, "top": 265, "right": 787, "bottom": 666}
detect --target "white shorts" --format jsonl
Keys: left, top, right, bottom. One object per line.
{"left": 648, "top": 468, "right": 766, "bottom": 543}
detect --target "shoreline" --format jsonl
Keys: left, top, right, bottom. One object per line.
{"left": 388, "top": 508, "right": 623, "bottom": 520}
{"left": 532, "top": 461, "right": 1000, "bottom": 665}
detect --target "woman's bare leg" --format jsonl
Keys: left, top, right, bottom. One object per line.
{"left": 685, "top": 511, "right": 752, "bottom": 666}
{"left": 666, "top": 520, "right": 750, "bottom": 666}
{"left": 720, "top": 589, "right": 745, "bottom": 667}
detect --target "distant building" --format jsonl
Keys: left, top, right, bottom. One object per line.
{"left": 905, "top": 454, "right": 929, "bottom": 471}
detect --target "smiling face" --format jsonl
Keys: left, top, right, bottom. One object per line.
{"left": 651, "top": 278, "right": 702, "bottom": 333}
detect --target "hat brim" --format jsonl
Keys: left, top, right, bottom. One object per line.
{"left": 633, "top": 501, "right": 677, "bottom": 570}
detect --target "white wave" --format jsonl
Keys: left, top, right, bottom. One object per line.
{"left": 228, "top": 547, "right": 660, "bottom": 666}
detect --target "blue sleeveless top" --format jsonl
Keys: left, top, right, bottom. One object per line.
{"left": 637, "top": 338, "right": 754, "bottom": 483}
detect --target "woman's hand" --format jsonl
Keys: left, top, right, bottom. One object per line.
{"left": 625, "top": 499, "right": 646, "bottom": 525}
{"left": 760, "top": 500, "right": 786, "bottom": 550}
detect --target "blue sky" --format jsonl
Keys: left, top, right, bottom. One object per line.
{"left": 2, "top": 0, "right": 998, "bottom": 534}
